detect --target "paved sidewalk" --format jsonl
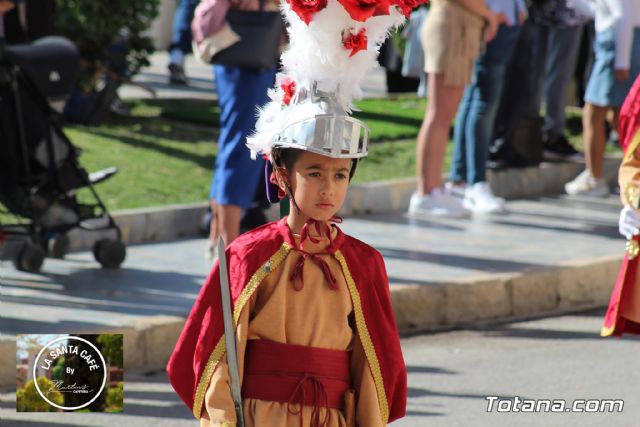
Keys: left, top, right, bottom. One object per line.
{"left": 0, "top": 193, "right": 624, "bottom": 384}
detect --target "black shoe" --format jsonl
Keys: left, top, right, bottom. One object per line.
{"left": 168, "top": 63, "right": 188, "bottom": 85}
{"left": 543, "top": 135, "right": 582, "bottom": 162}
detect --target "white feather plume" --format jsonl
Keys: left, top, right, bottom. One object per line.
{"left": 247, "top": 0, "right": 408, "bottom": 158}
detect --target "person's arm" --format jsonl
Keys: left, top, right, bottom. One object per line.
{"left": 454, "top": 0, "right": 502, "bottom": 41}
{"left": 515, "top": 0, "right": 528, "bottom": 24}
{"left": 455, "top": 0, "right": 492, "bottom": 20}
{"left": 568, "top": 0, "right": 596, "bottom": 19}
{"left": 607, "top": 0, "right": 633, "bottom": 79}
{"left": 0, "top": 0, "right": 14, "bottom": 14}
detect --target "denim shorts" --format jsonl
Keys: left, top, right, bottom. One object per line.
{"left": 585, "top": 27, "right": 640, "bottom": 107}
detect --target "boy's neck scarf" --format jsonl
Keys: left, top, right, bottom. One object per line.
{"left": 290, "top": 216, "right": 342, "bottom": 291}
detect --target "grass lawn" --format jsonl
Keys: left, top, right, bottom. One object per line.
{"left": 69, "top": 115, "right": 216, "bottom": 211}
{"left": 2, "top": 96, "right": 609, "bottom": 215}
{"left": 64, "top": 96, "right": 431, "bottom": 211}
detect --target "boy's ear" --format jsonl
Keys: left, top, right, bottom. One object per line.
{"left": 275, "top": 167, "right": 289, "bottom": 188}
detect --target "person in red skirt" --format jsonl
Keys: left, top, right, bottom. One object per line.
{"left": 602, "top": 74, "right": 640, "bottom": 336}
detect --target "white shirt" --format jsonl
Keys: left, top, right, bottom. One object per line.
{"left": 570, "top": 0, "right": 640, "bottom": 69}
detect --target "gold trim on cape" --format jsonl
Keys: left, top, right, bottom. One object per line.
{"left": 192, "top": 243, "right": 292, "bottom": 419}
{"left": 624, "top": 129, "right": 640, "bottom": 161}
{"left": 335, "top": 250, "right": 389, "bottom": 425}
{"left": 193, "top": 337, "right": 226, "bottom": 418}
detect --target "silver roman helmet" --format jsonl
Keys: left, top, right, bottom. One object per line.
{"left": 273, "top": 84, "right": 370, "bottom": 159}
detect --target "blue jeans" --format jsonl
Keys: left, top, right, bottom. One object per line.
{"left": 170, "top": 0, "right": 199, "bottom": 54}
{"left": 450, "top": 25, "right": 521, "bottom": 184}
{"left": 525, "top": 23, "right": 583, "bottom": 138}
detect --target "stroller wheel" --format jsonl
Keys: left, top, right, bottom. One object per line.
{"left": 14, "top": 243, "right": 46, "bottom": 273}
{"left": 50, "top": 234, "right": 71, "bottom": 259}
{"left": 93, "top": 238, "right": 126, "bottom": 269}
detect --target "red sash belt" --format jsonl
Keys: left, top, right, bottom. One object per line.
{"left": 242, "top": 339, "right": 351, "bottom": 410}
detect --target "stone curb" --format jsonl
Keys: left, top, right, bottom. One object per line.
{"left": 391, "top": 255, "right": 621, "bottom": 334}
{"left": 67, "top": 203, "right": 210, "bottom": 252}
{"left": 0, "top": 337, "right": 16, "bottom": 390}
{"left": 0, "top": 255, "right": 621, "bottom": 387}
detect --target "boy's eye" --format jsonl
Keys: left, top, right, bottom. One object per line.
{"left": 336, "top": 173, "right": 348, "bottom": 180}
{"left": 308, "top": 172, "right": 321, "bottom": 177}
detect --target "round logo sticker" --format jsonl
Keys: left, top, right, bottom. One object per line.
{"left": 32, "top": 336, "right": 107, "bottom": 410}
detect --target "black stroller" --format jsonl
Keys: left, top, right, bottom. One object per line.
{"left": 0, "top": 36, "right": 126, "bottom": 272}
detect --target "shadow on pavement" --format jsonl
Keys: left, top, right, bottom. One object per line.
{"left": 491, "top": 218, "right": 619, "bottom": 240}
{"left": 380, "top": 247, "right": 544, "bottom": 273}
{"left": 406, "top": 365, "right": 457, "bottom": 375}
{"left": 0, "top": 319, "right": 122, "bottom": 336}
{"left": 122, "top": 400, "right": 192, "bottom": 420}
{"left": 0, "top": 422, "right": 81, "bottom": 427}
{"left": 409, "top": 387, "right": 532, "bottom": 402}
{"left": 1, "top": 266, "right": 205, "bottom": 335}
{"left": 0, "top": 399, "right": 15, "bottom": 410}
{"left": 479, "top": 325, "right": 640, "bottom": 341}
{"left": 353, "top": 214, "right": 466, "bottom": 232}
{"left": 405, "top": 409, "right": 446, "bottom": 417}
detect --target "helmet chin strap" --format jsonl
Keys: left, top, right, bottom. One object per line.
{"left": 274, "top": 164, "right": 302, "bottom": 215}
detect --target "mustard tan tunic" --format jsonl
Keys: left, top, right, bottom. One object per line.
{"left": 199, "top": 231, "right": 383, "bottom": 427}
{"left": 421, "top": 0, "right": 485, "bottom": 86}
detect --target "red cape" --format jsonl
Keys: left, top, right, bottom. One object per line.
{"left": 166, "top": 217, "right": 407, "bottom": 423}
{"left": 602, "top": 75, "right": 640, "bottom": 336}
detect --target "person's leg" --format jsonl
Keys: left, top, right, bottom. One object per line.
{"left": 467, "top": 25, "right": 521, "bottom": 185}
{"left": 543, "top": 25, "right": 583, "bottom": 140}
{"left": 449, "top": 84, "right": 472, "bottom": 184}
{"left": 168, "top": 0, "right": 198, "bottom": 84}
{"left": 522, "top": 22, "right": 549, "bottom": 121}
{"left": 565, "top": 101, "right": 609, "bottom": 196}
{"left": 416, "top": 73, "right": 465, "bottom": 195}
{"left": 492, "top": 20, "right": 536, "bottom": 164}
{"left": 215, "top": 205, "right": 243, "bottom": 244}
{"left": 574, "top": 24, "right": 595, "bottom": 108}
{"left": 583, "top": 103, "right": 609, "bottom": 178}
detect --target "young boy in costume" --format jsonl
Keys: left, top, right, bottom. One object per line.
{"left": 602, "top": 74, "right": 640, "bottom": 336}
{"left": 167, "top": 0, "right": 422, "bottom": 424}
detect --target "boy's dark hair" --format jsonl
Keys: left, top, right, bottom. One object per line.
{"left": 272, "top": 148, "right": 358, "bottom": 181}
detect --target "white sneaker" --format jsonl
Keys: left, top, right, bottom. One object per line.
{"left": 408, "top": 188, "right": 469, "bottom": 218}
{"left": 564, "top": 170, "right": 610, "bottom": 197}
{"left": 444, "top": 181, "right": 467, "bottom": 200}
{"left": 463, "top": 182, "right": 506, "bottom": 214}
